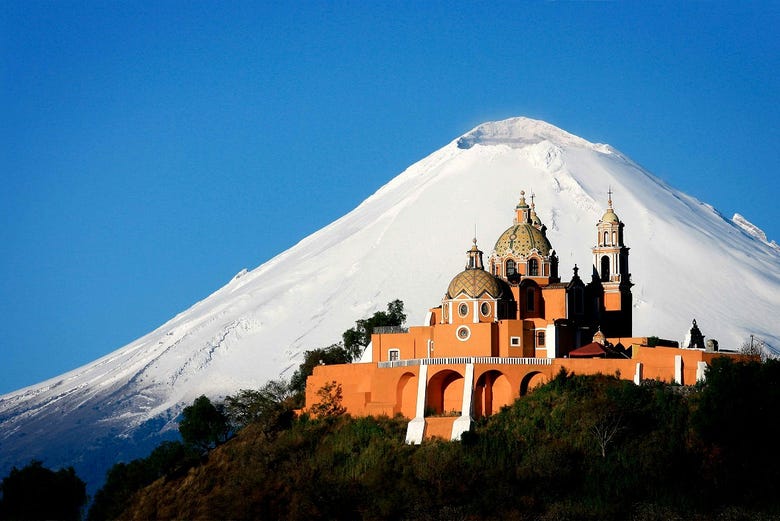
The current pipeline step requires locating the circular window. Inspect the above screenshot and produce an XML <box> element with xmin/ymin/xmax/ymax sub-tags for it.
<box><xmin>456</xmin><ymin>326</ymin><xmax>471</xmax><ymax>341</ymax></box>
<box><xmin>458</xmin><ymin>302</ymin><xmax>469</xmax><ymax>317</ymax></box>
<box><xmin>480</xmin><ymin>302</ymin><xmax>491</xmax><ymax>316</ymax></box>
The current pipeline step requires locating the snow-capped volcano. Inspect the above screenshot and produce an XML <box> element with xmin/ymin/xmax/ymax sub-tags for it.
<box><xmin>2</xmin><ymin>117</ymin><xmax>779</xmax><ymax>490</ymax></box>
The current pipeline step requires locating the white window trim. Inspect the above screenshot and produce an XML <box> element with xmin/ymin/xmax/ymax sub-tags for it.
<box><xmin>456</xmin><ymin>326</ymin><xmax>471</xmax><ymax>342</ymax></box>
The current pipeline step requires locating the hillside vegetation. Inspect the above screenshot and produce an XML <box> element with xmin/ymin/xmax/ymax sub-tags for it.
<box><xmin>107</xmin><ymin>357</ymin><xmax>780</xmax><ymax>521</ymax></box>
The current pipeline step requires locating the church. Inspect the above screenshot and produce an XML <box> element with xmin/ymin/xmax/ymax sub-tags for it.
<box><xmin>305</xmin><ymin>190</ymin><xmax>746</xmax><ymax>443</ymax></box>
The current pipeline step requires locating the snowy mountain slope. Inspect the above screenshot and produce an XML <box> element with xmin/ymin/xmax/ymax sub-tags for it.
<box><xmin>1</xmin><ymin>117</ymin><xmax>778</xmax><ymax>491</ymax></box>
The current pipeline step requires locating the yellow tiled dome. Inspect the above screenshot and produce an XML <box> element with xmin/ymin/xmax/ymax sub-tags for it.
<box><xmin>494</xmin><ymin>223</ymin><xmax>552</xmax><ymax>257</ymax></box>
<box><xmin>447</xmin><ymin>269</ymin><xmax>503</xmax><ymax>299</ymax></box>
<box><xmin>600</xmin><ymin>208</ymin><xmax>620</xmax><ymax>223</ymax></box>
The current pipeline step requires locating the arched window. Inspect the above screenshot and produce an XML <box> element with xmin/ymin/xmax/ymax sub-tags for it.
<box><xmin>506</xmin><ymin>259</ymin><xmax>516</xmax><ymax>276</ymax></box>
<box><xmin>600</xmin><ymin>256</ymin><xmax>610</xmax><ymax>282</ymax></box>
<box><xmin>603</xmin><ymin>231</ymin><xmax>609</xmax><ymax>246</ymax></box>
<box><xmin>526</xmin><ymin>288</ymin><xmax>535</xmax><ymax>312</ymax></box>
<box><xmin>612</xmin><ymin>231</ymin><xmax>617</xmax><ymax>245</ymax></box>
<box><xmin>528</xmin><ymin>258</ymin><xmax>539</xmax><ymax>276</ymax></box>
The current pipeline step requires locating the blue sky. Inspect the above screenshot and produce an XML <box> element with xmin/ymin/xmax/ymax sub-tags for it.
<box><xmin>1</xmin><ymin>2</ymin><xmax>778</xmax><ymax>394</ymax></box>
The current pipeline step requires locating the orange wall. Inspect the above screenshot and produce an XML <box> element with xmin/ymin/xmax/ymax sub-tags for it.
<box><xmin>604</xmin><ymin>291</ymin><xmax>622</xmax><ymax>311</ymax></box>
<box><xmin>543</xmin><ymin>287</ymin><xmax>567</xmax><ymax>320</ymax></box>
<box><xmin>431</xmin><ymin>323</ymin><xmax>496</xmax><ymax>358</ymax></box>
<box><xmin>496</xmin><ymin>320</ymin><xmax>529</xmax><ymax>357</ymax></box>
<box><xmin>307</xmin><ymin>345</ymin><xmax>750</xmax><ymax>420</ymax></box>
<box><xmin>633</xmin><ymin>346</ymin><xmax>712</xmax><ymax>385</ymax></box>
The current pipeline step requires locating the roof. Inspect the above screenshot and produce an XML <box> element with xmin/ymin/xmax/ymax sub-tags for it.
<box><xmin>447</xmin><ymin>268</ymin><xmax>504</xmax><ymax>299</ymax></box>
<box><xmin>600</xmin><ymin>207</ymin><xmax>621</xmax><ymax>224</ymax></box>
<box><xmin>493</xmin><ymin>223</ymin><xmax>553</xmax><ymax>258</ymax></box>
<box><xmin>569</xmin><ymin>342</ymin><xmax>608</xmax><ymax>358</ymax></box>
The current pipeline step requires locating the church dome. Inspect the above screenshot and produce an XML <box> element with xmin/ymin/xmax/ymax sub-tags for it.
<box><xmin>600</xmin><ymin>207</ymin><xmax>620</xmax><ymax>223</ymax></box>
<box><xmin>447</xmin><ymin>269</ymin><xmax>503</xmax><ymax>299</ymax></box>
<box><xmin>494</xmin><ymin>223</ymin><xmax>553</xmax><ymax>258</ymax></box>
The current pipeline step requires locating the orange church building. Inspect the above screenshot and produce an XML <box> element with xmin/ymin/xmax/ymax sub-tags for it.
<box><xmin>305</xmin><ymin>191</ymin><xmax>746</xmax><ymax>443</ymax></box>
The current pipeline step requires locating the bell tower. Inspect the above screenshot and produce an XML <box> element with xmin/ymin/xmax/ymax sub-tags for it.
<box><xmin>592</xmin><ymin>189</ymin><xmax>632</xmax><ymax>337</ymax></box>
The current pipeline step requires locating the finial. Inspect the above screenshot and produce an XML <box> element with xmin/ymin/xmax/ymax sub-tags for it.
<box><xmin>573</xmin><ymin>264</ymin><xmax>579</xmax><ymax>277</ymax></box>
<box><xmin>530</xmin><ymin>191</ymin><xmax>535</xmax><ymax>207</ymax></box>
<box><xmin>607</xmin><ymin>186</ymin><xmax>613</xmax><ymax>208</ymax></box>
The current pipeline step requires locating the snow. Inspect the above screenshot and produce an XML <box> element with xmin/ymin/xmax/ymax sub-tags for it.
<box><xmin>733</xmin><ymin>213</ymin><xmax>779</xmax><ymax>251</ymax></box>
<box><xmin>1</xmin><ymin>116</ymin><xmax>779</xmax><ymax>491</ymax></box>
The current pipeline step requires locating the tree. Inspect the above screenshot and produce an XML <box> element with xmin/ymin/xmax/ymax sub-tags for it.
<box><xmin>289</xmin><ymin>343</ymin><xmax>352</xmax><ymax>399</ymax></box>
<box><xmin>342</xmin><ymin>299</ymin><xmax>406</xmax><ymax>361</ymax></box>
<box><xmin>740</xmin><ymin>335</ymin><xmax>767</xmax><ymax>362</ymax></box>
<box><xmin>308</xmin><ymin>381</ymin><xmax>346</xmax><ymax>418</ymax></box>
<box><xmin>588</xmin><ymin>408</ymin><xmax>624</xmax><ymax>458</ymax></box>
<box><xmin>0</xmin><ymin>460</ymin><xmax>86</xmax><ymax>521</ymax></box>
<box><xmin>287</xmin><ymin>300</ymin><xmax>407</xmax><ymax>404</ymax></box>
<box><xmin>692</xmin><ymin>357</ymin><xmax>780</xmax><ymax>504</ymax></box>
<box><xmin>179</xmin><ymin>395</ymin><xmax>231</xmax><ymax>451</ymax></box>
<box><xmin>87</xmin><ymin>441</ymin><xmax>199</xmax><ymax>521</ymax></box>
<box><xmin>224</xmin><ymin>379</ymin><xmax>295</xmax><ymax>435</ymax></box>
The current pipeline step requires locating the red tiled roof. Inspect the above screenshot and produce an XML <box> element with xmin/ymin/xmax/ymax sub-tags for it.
<box><xmin>569</xmin><ymin>342</ymin><xmax>607</xmax><ymax>358</ymax></box>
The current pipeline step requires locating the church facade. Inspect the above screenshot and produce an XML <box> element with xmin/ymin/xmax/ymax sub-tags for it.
<box><xmin>305</xmin><ymin>191</ymin><xmax>745</xmax><ymax>443</ymax></box>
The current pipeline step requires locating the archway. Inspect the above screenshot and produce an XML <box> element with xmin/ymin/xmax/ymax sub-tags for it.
<box><xmin>395</xmin><ymin>372</ymin><xmax>417</xmax><ymax>418</ymax></box>
<box><xmin>520</xmin><ymin>371</ymin><xmax>548</xmax><ymax>396</ymax></box>
<box><xmin>426</xmin><ymin>369</ymin><xmax>464</xmax><ymax>416</ymax></box>
<box><xmin>600</xmin><ymin>255</ymin><xmax>610</xmax><ymax>282</ymax></box>
<box><xmin>474</xmin><ymin>370</ymin><xmax>513</xmax><ymax>418</ymax></box>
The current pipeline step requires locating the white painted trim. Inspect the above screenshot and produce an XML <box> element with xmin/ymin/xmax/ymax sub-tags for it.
<box><xmin>674</xmin><ymin>355</ymin><xmax>683</xmax><ymax>385</ymax></box>
<box><xmin>634</xmin><ymin>362</ymin><xmax>643</xmax><ymax>385</ymax></box>
<box><xmin>451</xmin><ymin>363</ymin><xmax>474</xmax><ymax>440</ymax></box>
<box><xmin>545</xmin><ymin>324</ymin><xmax>557</xmax><ymax>359</ymax></box>
<box><xmin>696</xmin><ymin>361</ymin><xmax>708</xmax><ymax>382</ymax></box>
<box><xmin>405</xmin><ymin>364</ymin><xmax>429</xmax><ymax>445</ymax></box>
<box><xmin>456</xmin><ymin>326</ymin><xmax>471</xmax><ymax>342</ymax></box>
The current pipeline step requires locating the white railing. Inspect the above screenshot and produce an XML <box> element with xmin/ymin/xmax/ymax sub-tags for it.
<box><xmin>377</xmin><ymin>357</ymin><xmax>553</xmax><ymax>368</ymax></box>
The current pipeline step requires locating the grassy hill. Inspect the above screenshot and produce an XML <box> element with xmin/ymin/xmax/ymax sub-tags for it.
<box><xmin>108</xmin><ymin>358</ymin><xmax>780</xmax><ymax>520</ymax></box>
